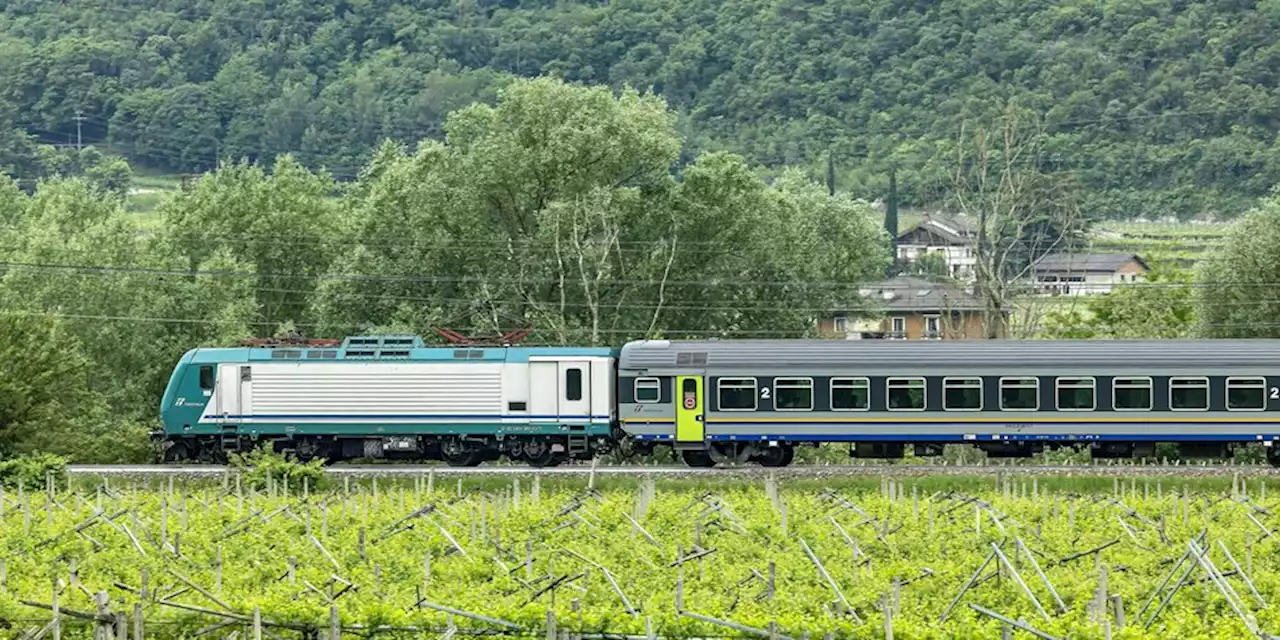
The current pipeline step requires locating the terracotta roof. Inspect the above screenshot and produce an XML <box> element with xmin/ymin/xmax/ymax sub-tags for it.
<box><xmin>857</xmin><ymin>276</ymin><xmax>986</xmax><ymax>312</ymax></box>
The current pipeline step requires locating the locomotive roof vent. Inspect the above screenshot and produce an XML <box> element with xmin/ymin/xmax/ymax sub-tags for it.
<box><xmin>306</xmin><ymin>350</ymin><xmax>338</xmax><ymax>359</ymax></box>
<box><xmin>270</xmin><ymin>350</ymin><xmax>302</xmax><ymax>359</ymax></box>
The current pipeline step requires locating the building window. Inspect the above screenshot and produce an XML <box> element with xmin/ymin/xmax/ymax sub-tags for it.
<box><xmin>1170</xmin><ymin>377</ymin><xmax>1209</xmax><ymax>411</ymax></box>
<box><xmin>887</xmin><ymin>377</ymin><xmax>926</xmax><ymax>411</ymax></box>
<box><xmin>1113</xmin><ymin>377</ymin><xmax>1152</xmax><ymax>411</ymax></box>
<box><xmin>924</xmin><ymin>316</ymin><xmax>941</xmax><ymax>339</ymax></box>
<box><xmin>890</xmin><ymin>317</ymin><xmax>906</xmax><ymax>339</ymax></box>
<box><xmin>774</xmin><ymin>378</ymin><xmax>813</xmax><ymax>411</ymax></box>
<box><xmin>566</xmin><ymin>368</ymin><xmax>583</xmax><ymax>401</ymax></box>
<box><xmin>1056</xmin><ymin>377</ymin><xmax>1095</xmax><ymax>411</ymax></box>
<box><xmin>199</xmin><ymin>365</ymin><xmax>215</xmax><ymax>390</ymax></box>
<box><xmin>1000</xmin><ymin>377</ymin><xmax>1038</xmax><ymax>411</ymax></box>
<box><xmin>944</xmin><ymin>377</ymin><xmax>982</xmax><ymax>411</ymax></box>
<box><xmin>1227</xmin><ymin>377</ymin><xmax>1266</xmax><ymax>411</ymax></box>
<box><xmin>718</xmin><ymin>378</ymin><xmax>757</xmax><ymax>411</ymax></box>
<box><xmin>833</xmin><ymin>314</ymin><xmax>849</xmax><ymax>333</ymax></box>
<box><xmin>831</xmin><ymin>378</ymin><xmax>870</xmax><ymax>410</ymax></box>
<box><xmin>635</xmin><ymin>378</ymin><xmax>660</xmax><ymax>403</ymax></box>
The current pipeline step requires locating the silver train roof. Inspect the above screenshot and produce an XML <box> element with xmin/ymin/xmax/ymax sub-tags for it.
<box><xmin>618</xmin><ymin>339</ymin><xmax>1280</xmax><ymax>369</ymax></box>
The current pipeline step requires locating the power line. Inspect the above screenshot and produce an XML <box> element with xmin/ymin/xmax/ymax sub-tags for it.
<box><xmin>0</xmin><ymin>258</ymin><xmax>1250</xmax><ymax>290</ymax></box>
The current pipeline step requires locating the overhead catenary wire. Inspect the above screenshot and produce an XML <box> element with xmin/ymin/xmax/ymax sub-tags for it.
<box><xmin>0</xmin><ymin>267</ymin><xmax>1271</xmax><ymax>317</ymax></box>
<box><xmin>0</xmin><ymin>257</ymin><xmax>1255</xmax><ymax>290</ymax></box>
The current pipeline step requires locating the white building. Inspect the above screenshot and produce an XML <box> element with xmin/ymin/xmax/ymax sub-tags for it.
<box><xmin>895</xmin><ymin>215</ymin><xmax>978</xmax><ymax>281</ymax></box>
<box><xmin>1032</xmin><ymin>253</ymin><xmax>1149</xmax><ymax>296</ymax></box>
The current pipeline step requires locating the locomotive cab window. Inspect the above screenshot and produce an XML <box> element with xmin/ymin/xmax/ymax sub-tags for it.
<box><xmin>1056</xmin><ymin>377</ymin><xmax>1095</xmax><ymax>411</ymax></box>
<box><xmin>887</xmin><ymin>377</ymin><xmax>926</xmax><ymax>411</ymax></box>
<box><xmin>1113</xmin><ymin>377</ymin><xmax>1152</xmax><ymax>411</ymax></box>
<box><xmin>831</xmin><ymin>377</ymin><xmax>870</xmax><ymax>410</ymax></box>
<box><xmin>1000</xmin><ymin>377</ymin><xmax>1038</xmax><ymax>411</ymax></box>
<box><xmin>1227</xmin><ymin>377</ymin><xmax>1266</xmax><ymax>411</ymax></box>
<box><xmin>1170</xmin><ymin>377</ymin><xmax>1209</xmax><ymax>410</ymax></box>
<box><xmin>198</xmin><ymin>365</ymin><xmax>215</xmax><ymax>390</ymax></box>
<box><xmin>718</xmin><ymin>378</ymin><xmax>757</xmax><ymax>411</ymax></box>
<box><xmin>774</xmin><ymin>378</ymin><xmax>813</xmax><ymax>411</ymax></box>
<box><xmin>565</xmin><ymin>368</ymin><xmax>583</xmax><ymax>401</ymax></box>
<box><xmin>635</xmin><ymin>378</ymin><xmax>660</xmax><ymax>403</ymax></box>
<box><xmin>944</xmin><ymin>378</ymin><xmax>982</xmax><ymax>411</ymax></box>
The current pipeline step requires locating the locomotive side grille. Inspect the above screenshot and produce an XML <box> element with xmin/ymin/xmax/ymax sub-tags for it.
<box><xmin>248</xmin><ymin>362</ymin><xmax>504</xmax><ymax>415</ymax></box>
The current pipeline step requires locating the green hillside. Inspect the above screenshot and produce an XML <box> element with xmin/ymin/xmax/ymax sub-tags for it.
<box><xmin>4</xmin><ymin>0</ymin><xmax>1280</xmax><ymax>218</ymax></box>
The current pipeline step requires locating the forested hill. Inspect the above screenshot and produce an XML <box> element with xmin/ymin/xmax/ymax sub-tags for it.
<box><xmin>4</xmin><ymin>0</ymin><xmax>1280</xmax><ymax>219</ymax></box>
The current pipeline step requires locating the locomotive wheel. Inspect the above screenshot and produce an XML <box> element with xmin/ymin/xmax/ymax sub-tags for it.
<box><xmin>445</xmin><ymin>450</ymin><xmax>484</xmax><ymax>467</ymax></box>
<box><xmin>754</xmin><ymin>444</ymin><xmax>795</xmax><ymax>468</ymax></box>
<box><xmin>680</xmin><ymin>449</ymin><xmax>717</xmax><ymax>468</ymax></box>
<box><xmin>442</xmin><ymin>439</ymin><xmax>485</xmax><ymax>467</ymax></box>
<box><xmin>523</xmin><ymin>440</ymin><xmax>563</xmax><ymax>468</ymax></box>
<box><xmin>162</xmin><ymin>440</ymin><xmax>192</xmax><ymax>462</ymax></box>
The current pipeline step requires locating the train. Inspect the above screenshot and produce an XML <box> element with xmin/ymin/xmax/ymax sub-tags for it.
<box><xmin>157</xmin><ymin>335</ymin><xmax>1280</xmax><ymax>467</ymax></box>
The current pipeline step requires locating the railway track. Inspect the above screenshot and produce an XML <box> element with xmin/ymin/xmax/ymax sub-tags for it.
<box><xmin>67</xmin><ymin>463</ymin><xmax>1280</xmax><ymax>477</ymax></box>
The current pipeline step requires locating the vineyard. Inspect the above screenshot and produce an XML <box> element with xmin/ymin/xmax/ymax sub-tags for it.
<box><xmin>1</xmin><ymin>473</ymin><xmax>1277</xmax><ymax>639</ymax></box>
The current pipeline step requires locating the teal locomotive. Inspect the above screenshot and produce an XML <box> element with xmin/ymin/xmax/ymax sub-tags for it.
<box><xmin>159</xmin><ymin>336</ymin><xmax>1280</xmax><ymax>467</ymax></box>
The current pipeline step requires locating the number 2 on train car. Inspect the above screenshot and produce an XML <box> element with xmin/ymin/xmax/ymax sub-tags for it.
<box><xmin>675</xmin><ymin>376</ymin><xmax>704</xmax><ymax>443</ymax></box>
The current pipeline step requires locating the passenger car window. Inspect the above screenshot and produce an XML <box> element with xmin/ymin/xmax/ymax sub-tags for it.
<box><xmin>944</xmin><ymin>378</ymin><xmax>982</xmax><ymax>411</ymax></box>
<box><xmin>774</xmin><ymin>378</ymin><xmax>813</xmax><ymax>411</ymax></box>
<box><xmin>1227</xmin><ymin>377</ymin><xmax>1265</xmax><ymax>410</ymax></box>
<box><xmin>831</xmin><ymin>378</ymin><xmax>870</xmax><ymax>410</ymax></box>
<box><xmin>718</xmin><ymin>378</ymin><xmax>757</xmax><ymax>410</ymax></box>
<box><xmin>1056</xmin><ymin>377</ymin><xmax>1095</xmax><ymax>411</ymax></box>
<box><xmin>635</xmin><ymin>378</ymin><xmax>660</xmax><ymax>403</ymax></box>
<box><xmin>1000</xmin><ymin>377</ymin><xmax>1038</xmax><ymax>410</ymax></box>
<box><xmin>1170</xmin><ymin>377</ymin><xmax>1209</xmax><ymax>410</ymax></box>
<box><xmin>887</xmin><ymin>378</ymin><xmax>925</xmax><ymax>411</ymax></box>
<box><xmin>1113</xmin><ymin>377</ymin><xmax>1152</xmax><ymax>411</ymax></box>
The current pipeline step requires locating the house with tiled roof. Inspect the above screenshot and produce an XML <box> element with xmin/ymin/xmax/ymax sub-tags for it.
<box><xmin>1032</xmin><ymin>253</ymin><xmax>1148</xmax><ymax>296</ymax></box>
<box><xmin>820</xmin><ymin>276</ymin><xmax>1003</xmax><ymax>340</ymax></box>
<box><xmin>895</xmin><ymin>215</ymin><xmax>979</xmax><ymax>281</ymax></box>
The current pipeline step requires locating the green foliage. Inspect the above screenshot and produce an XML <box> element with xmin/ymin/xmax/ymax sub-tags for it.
<box><xmin>1195</xmin><ymin>194</ymin><xmax>1280</xmax><ymax>338</ymax></box>
<box><xmin>0</xmin><ymin>452</ymin><xmax>67</xmax><ymax>490</ymax></box>
<box><xmin>314</xmin><ymin>78</ymin><xmax>890</xmax><ymax>342</ymax></box>
<box><xmin>1</xmin><ymin>480</ymin><xmax>1274</xmax><ymax>636</ymax></box>
<box><xmin>228</xmin><ymin>445</ymin><xmax>331</xmax><ymax>491</ymax></box>
<box><xmin>3</xmin><ymin>0</ymin><xmax>1280</xmax><ymax>218</ymax></box>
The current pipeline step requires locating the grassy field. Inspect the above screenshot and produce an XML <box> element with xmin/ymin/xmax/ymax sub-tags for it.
<box><xmin>2</xmin><ymin>473</ymin><xmax>1275</xmax><ymax>638</ymax></box>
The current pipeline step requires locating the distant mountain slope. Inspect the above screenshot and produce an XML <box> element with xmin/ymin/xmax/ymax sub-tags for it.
<box><xmin>3</xmin><ymin>0</ymin><xmax>1279</xmax><ymax>218</ymax></box>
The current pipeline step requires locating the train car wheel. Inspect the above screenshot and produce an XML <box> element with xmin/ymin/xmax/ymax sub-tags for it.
<box><xmin>755</xmin><ymin>444</ymin><xmax>794</xmax><ymax>467</ymax></box>
<box><xmin>1268</xmin><ymin>446</ymin><xmax>1280</xmax><ymax>468</ymax></box>
<box><xmin>680</xmin><ymin>449</ymin><xmax>717</xmax><ymax>468</ymax></box>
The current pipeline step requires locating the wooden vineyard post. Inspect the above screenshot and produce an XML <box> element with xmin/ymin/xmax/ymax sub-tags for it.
<box><xmin>882</xmin><ymin>593</ymin><xmax>893</xmax><ymax>640</ymax></box>
<box><xmin>94</xmin><ymin>591</ymin><xmax>109</xmax><ymax>640</ymax></box>
<box><xmin>52</xmin><ymin>577</ymin><xmax>60</xmax><ymax>640</ymax></box>
<box><xmin>132</xmin><ymin>604</ymin><xmax>143</xmax><ymax>640</ymax></box>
